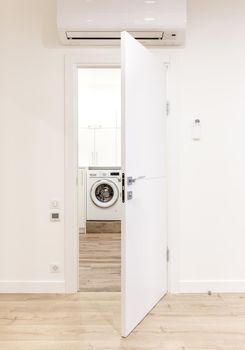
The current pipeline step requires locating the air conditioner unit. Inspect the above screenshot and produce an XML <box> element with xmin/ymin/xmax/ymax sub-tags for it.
<box><xmin>57</xmin><ymin>0</ymin><xmax>186</xmax><ymax>46</ymax></box>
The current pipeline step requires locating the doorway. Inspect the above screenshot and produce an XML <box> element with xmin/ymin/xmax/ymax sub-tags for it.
<box><xmin>77</xmin><ymin>68</ymin><xmax>122</xmax><ymax>292</ymax></box>
<box><xmin>65</xmin><ymin>32</ymin><xmax>169</xmax><ymax>337</ymax></box>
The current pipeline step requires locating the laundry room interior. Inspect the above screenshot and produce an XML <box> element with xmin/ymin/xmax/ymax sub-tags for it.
<box><xmin>78</xmin><ymin>67</ymin><xmax>122</xmax><ymax>292</ymax></box>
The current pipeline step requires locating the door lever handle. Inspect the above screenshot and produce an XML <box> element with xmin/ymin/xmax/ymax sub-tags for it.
<box><xmin>127</xmin><ymin>176</ymin><xmax>146</xmax><ymax>186</ymax></box>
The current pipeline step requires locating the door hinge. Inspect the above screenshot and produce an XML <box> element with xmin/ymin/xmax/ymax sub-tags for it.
<box><xmin>166</xmin><ymin>247</ymin><xmax>170</xmax><ymax>262</ymax></box>
<box><xmin>166</xmin><ymin>101</ymin><xmax>170</xmax><ymax>116</ymax></box>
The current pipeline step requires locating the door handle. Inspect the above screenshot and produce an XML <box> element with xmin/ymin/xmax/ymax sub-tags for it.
<box><xmin>127</xmin><ymin>176</ymin><xmax>146</xmax><ymax>186</ymax></box>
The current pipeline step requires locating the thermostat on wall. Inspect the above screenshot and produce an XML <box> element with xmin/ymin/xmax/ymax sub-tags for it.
<box><xmin>50</xmin><ymin>212</ymin><xmax>60</xmax><ymax>221</ymax></box>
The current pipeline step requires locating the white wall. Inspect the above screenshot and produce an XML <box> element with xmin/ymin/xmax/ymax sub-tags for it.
<box><xmin>173</xmin><ymin>0</ymin><xmax>245</xmax><ymax>292</ymax></box>
<box><xmin>1</xmin><ymin>0</ymin><xmax>245</xmax><ymax>293</ymax></box>
<box><xmin>0</xmin><ymin>0</ymin><xmax>66</xmax><ymax>292</ymax></box>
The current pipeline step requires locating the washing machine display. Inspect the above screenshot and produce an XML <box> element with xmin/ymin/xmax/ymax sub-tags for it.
<box><xmin>87</xmin><ymin>169</ymin><xmax>122</xmax><ymax>220</ymax></box>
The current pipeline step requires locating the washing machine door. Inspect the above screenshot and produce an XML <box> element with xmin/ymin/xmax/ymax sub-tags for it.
<box><xmin>90</xmin><ymin>179</ymin><xmax>119</xmax><ymax>208</ymax></box>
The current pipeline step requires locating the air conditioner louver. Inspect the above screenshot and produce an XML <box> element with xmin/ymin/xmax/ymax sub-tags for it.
<box><xmin>66</xmin><ymin>31</ymin><xmax>164</xmax><ymax>41</ymax></box>
<box><xmin>61</xmin><ymin>30</ymin><xmax>182</xmax><ymax>46</ymax></box>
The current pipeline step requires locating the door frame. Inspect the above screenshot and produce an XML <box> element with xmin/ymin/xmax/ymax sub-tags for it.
<box><xmin>64</xmin><ymin>49</ymin><xmax>171</xmax><ymax>293</ymax></box>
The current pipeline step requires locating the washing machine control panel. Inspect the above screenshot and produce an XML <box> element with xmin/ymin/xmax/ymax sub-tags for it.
<box><xmin>88</xmin><ymin>171</ymin><xmax>121</xmax><ymax>178</ymax></box>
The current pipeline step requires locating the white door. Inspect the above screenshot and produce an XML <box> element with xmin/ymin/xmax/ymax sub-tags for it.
<box><xmin>121</xmin><ymin>32</ymin><xmax>168</xmax><ymax>337</ymax></box>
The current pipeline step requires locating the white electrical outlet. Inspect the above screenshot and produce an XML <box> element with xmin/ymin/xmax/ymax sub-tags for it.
<box><xmin>50</xmin><ymin>264</ymin><xmax>60</xmax><ymax>273</ymax></box>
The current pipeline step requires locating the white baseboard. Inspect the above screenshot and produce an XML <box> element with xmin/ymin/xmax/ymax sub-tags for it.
<box><xmin>0</xmin><ymin>280</ymin><xmax>66</xmax><ymax>293</ymax></box>
<box><xmin>179</xmin><ymin>280</ymin><xmax>245</xmax><ymax>293</ymax></box>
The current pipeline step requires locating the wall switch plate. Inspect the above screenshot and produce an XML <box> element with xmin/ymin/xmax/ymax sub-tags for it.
<box><xmin>192</xmin><ymin>118</ymin><xmax>201</xmax><ymax>141</ymax></box>
<box><xmin>50</xmin><ymin>212</ymin><xmax>60</xmax><ymax>221</ymax></box>
<box><xmin>50</xmin><ymin>264</ymin><xmax>60</xmax><ymax>273</ymax></box>
<box><xmin>50</xmin><ymin>200</ymin><xmax>59</xmax><ymax>209</ymax></box>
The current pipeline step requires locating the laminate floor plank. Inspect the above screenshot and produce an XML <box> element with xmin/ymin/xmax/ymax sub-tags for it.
<box><xmin>79</xmin><ymin>232</ymin><xmax>121</xmax><ymax>292</ymax></box>
<box><xmin>1</xmin><ymin>293</ymin><xmax>245</xmax><ymax>349</ymax></box>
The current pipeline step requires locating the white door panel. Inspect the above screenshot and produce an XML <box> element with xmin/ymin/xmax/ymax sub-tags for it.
<box><xmin>78</xmin><ymin>128</ymin><xmax>94</xmax><ymax>167</ymax></box>
<box><xmin>123</xmin><ymin>178</ymin><xmax>167</xmax><ymax>334</ymax></box>
<box><xmin>95</xmin><ymin>128</ymin><xmax>117</xmax><ymax>166</ymax></box>
<box><xmin>122</xmin><ymin>36</ymin><xmax>166</xmax><ymax>179</ymax></box>
<box><xmin>116</xmin><ymin>128</ymin><xmax>121</xmax><ymax>166</ymax></box>
<box><xmin>121</xmin><ymin>32</ymin><xmax>167</xmax><ymax>337</ymax></box>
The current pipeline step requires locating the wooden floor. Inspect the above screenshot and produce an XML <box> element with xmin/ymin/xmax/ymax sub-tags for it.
<box><xmin>79</xmin><ymin>232</ymin><xmax>121</xmax><ymax>292</ymax></box>
<box><xmin>1</xmin><ymin>292</ymin><xmax>245</xmax><ymax>349</ymax></box>
<box><xmin>86</xmin><ymin>221</ymin><xmax>121</xmax><ymax>234</ymax></box>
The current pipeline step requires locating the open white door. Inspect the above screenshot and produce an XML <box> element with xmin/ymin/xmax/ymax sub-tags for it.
<box><xmin>121</xmin><ymin>32</ymin><xmax>168</xmax><ymax>337</ymax></box>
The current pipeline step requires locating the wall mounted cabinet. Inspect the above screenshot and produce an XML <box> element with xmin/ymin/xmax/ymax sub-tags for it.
<box><xmin>78</xmin><ymin>126</ymin><xmax>121</xmax><ymax>167</ymax></box>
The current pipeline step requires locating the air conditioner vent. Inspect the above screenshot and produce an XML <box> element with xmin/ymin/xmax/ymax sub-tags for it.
<box><xmin>65</xmin><ymin>31</ymin><xmax>164</xmax><ymax>41</ymax></box>
<box><xmin>62</xmin><ymin>31</ymin><xmax>182</xmax><ymax>46</ymax></box>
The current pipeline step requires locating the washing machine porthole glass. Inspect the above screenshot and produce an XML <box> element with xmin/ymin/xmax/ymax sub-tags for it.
<box><xmin>95</xmin><ymin>183</ymin><xmax>114</xmax><ymax>203</ymax></box>
<box><xmin>90</xmin><ymin>179</ymin><xmax>119</xmax><ymax>208</ymax></box>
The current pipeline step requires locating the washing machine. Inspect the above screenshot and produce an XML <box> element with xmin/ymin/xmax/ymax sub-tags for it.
<box><xmin>87</xmin><ymin>168</ymin><xmax>122</xmax><ymax>221</ymax></box>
